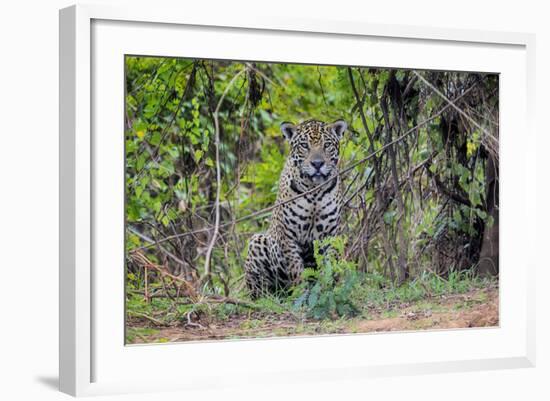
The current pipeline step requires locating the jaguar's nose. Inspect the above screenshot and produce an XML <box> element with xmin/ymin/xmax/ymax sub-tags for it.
<box><xmin>310</xmin><ymin>159</ymin><xmax>325</xmax><ymax>170</ymax></box>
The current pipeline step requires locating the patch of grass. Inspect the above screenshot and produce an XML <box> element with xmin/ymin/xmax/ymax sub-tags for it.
<box><xmin>236</xmin><ymin>267</ymin><xmax>496</xmax><ymax>327</ymax></box>
<box><xmin>272</xmin><ymin>327</ymin><xmax>295</xmax><ymax>336</ymax></box>
<box><xmin>126</xmin><ymin>263</ymin><xmax>497</xmax><ymax>343</ymax></box>
<box><xmin>239</xmin><ymin>319</ymin><xmax>263</xmax><ymax>330</ymax></box>
<box><xmin>453</xmin><ymin>302</ymin><xmax>469</xmax><ymax>311</ymax></box>
<box><xmin>411</xmin><ymin>300</ymin><xmax>446</xmax><ymax>313</ymax></box>
<box><xmin>126</xmin><ymin>292</ymin><xmax>184</xmax><ymax>325</ymax></box>
<box><xmin>453</xmin><ymin>295</ymin><xmax>486</xmax><ymax>311</ymax></box>
<box><xmin>317</xmin><ymin>318</ymin><xmax>347</xmax><ymax>332</ymax></box>
<box><xmin>380</xmin><ymin>309</ymin><xmax>400</xmax><ymax>319</ymax></box>
<box><xmin>251</xmin><ymin>296</ymin><xmax>289</xmax><ymax>314</ymax></box>
<box><xmin>346</xmin><ymin>320</ymin><xmax>361</xmax><ymax>333</ymax></box>
<box><xmin>474</xmin><ymin>291</ymin><xmax>489</xmax><ymax>302</ymax></box>
<box><xmin>350</xmin><ymin>268</ymin><xmax>497</xmax><ymax>316</ymax></box>
<box><xmin>211</xmin><ymin>303</ymin><xmax>241</xmax><ymax>321</ymax></box>
<box><xmin>126</xmin><ymin>327</ymin><xmax>160</xmax><ymax>343</ymax></box>
<box><xmin>410</xmin><ymin>319</ymin><xmax>435</xmax><ymax>330</ymax></box>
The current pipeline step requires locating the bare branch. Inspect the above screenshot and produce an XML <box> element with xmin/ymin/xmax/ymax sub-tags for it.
<box><xmin>413</xmin><ymin>71</ymin><xmax>498</xmax><ymax>144</ymax></box>
<box><xmin>203</xmin><ymin>68</ymin><xmax>247</xmax><ymax>283</ymax></box>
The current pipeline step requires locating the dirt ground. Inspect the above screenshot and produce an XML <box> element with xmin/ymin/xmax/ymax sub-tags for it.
<box><xmin>127</xmin><ymin>288</ymin><xmax>498</xmax><ymax>344</ymax></box>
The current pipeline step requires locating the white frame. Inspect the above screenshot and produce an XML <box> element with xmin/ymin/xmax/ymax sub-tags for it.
<box><xmin>59</xmin><ymin>4</ymin><xmax>536</xmax><ymax>397</ymax></box>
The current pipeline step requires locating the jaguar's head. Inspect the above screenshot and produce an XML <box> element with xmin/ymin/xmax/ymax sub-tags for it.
<box><xmin>281</xmin><ymin>119</ymin><xmax>347</xmax><ymax>185</ymax></box>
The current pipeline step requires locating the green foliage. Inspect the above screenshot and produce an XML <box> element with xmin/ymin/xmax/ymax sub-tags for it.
<box><xmin>125</xmin><ymin>327</ymin><xmax>160</xmax><ymax>343</ymax></box>
<box><xmin>125</xmin><ymin>57</ymin><xmax>497</xmax><ymax>283</ymax></box>
<box><xmin>241</xmin><ymin>142</ymin><xmax>285</xmax><ymax>208</ymax></box>
<box><xmin>124</xmin><ymin>56</ymin><xmax>499</xmax><ymax>342</ymax></box>
<box><xmin>351</xmin><ymin>267</ymin><xmax>493</xmax><ymax>309</ymax></box>
<box><xmin>292</xmin><ymin>236</ymin><xmax>360</xmax><ymax>320</ymax></box>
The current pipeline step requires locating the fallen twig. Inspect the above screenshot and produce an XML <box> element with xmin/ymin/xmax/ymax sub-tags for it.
<box><xmin>129</xmin><ymin>250</ymin><xmax>198</xmax><ymax>300</ymax></box>
<box><xmin>127</xmin><ymin>311</ymin><xmax>166</xmax><ymax>326</ymax></box>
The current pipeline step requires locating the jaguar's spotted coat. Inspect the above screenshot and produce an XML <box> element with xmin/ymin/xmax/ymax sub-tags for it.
<box><xmin>244</xmin><ymin>119</ymin><xmax>347</xmax><ymax>298</ymax></box>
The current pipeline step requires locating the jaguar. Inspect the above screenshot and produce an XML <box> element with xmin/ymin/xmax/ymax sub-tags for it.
<box><xmin>244</xmin><ymin>119</ymin><xmax>347</xmax><ymax>298</ymax></box>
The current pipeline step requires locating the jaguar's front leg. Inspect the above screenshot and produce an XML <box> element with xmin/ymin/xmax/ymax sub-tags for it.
<box><xmin>282</xmin><ymin>241</ymin><xmax>305</xmax><ymax>285</ymax></box>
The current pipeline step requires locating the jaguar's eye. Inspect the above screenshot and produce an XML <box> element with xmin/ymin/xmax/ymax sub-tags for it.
<box><xmin>300</xmin><ymin>143</ymin><xmax>309</xmax><ymax>151</ymax></box>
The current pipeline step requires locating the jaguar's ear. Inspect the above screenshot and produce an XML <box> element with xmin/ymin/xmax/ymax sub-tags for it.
<box><xmin>280</xmin><ymin>122</ymin><xmax>296</xmax><ymax>141</ymax></box>
<box><xmin>329</xmin><ymin>119</ymin><xmax>347</xmax><ymax>140</ymax></box>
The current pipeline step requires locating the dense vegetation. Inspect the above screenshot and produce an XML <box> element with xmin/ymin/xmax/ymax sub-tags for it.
<box><xmin>125</xmin><ymin>57</ymin><xmax>499</xmax><ymax>341</ymax></box>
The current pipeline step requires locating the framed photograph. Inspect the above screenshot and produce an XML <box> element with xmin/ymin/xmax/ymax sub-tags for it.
<box><xmin>59</xmin><ymin>4</ymin><xmax>536</xmax><ymax>396</ymax></box>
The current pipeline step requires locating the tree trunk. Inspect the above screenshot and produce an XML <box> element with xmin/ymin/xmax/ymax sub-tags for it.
<box><xmin>477</xmin><ymin>154</ymin><xmax>499</xmax><ymax>276</ymax></box>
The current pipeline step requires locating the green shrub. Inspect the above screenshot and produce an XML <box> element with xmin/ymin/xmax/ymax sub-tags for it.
<box><xmin>292</xmin><ymin>236</ymin><xmax>359</xmax><ymax>320</ymax></box>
